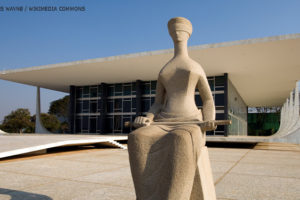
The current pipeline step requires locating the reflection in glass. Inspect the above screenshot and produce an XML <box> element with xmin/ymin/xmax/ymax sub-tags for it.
<box><xmin>91</xmin><ymin>87</ymin><xmax>97</xmax><ymax>97</ymax></box>
<box><xmin>83</xmin><ymin>86</ymin><xmax>89</xmax><ymax>98</ymax></box>
<box><xmin>123</xmin><ymin>85</ymin><xmax>131</xmax><ymax>95</ymax></box>
<box><xmin>114</xmin><ymin>115</ymin><xmax>122</xmax><ymax>131</ymax></box>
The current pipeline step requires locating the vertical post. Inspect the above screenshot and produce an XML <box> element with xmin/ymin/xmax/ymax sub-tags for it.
<box><xmin>35</xmin><ymin>86</ymin><xmax>51</xmax><ymax>134</ymax></box>
<box><xmin>69</xmin><ymin>86</ymin><xmax>76</xmax><ymax>133</ymax></box>
<box><xmin>136</xmin><ymin>80</ymin><xmax>143</xmax><ymax>117</ymax></box>
<box><xmin>223</xmin><ymin>73</ymin><xmax>228</xmax><ymax>136</ymax></box>
<box><xmin>99</xmin><ymin>83</ymin><xmax>108</xmax><ymax>134</ymax></box>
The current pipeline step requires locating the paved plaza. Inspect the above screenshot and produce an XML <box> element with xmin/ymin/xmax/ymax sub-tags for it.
<box><xmin>0</xmin><ymin>144</ymin><xmax>299</xmax><ymax>200</ymax></box>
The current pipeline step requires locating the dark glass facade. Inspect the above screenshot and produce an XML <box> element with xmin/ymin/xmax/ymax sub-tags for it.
<box><xmin>69</xmin><ymin>75</ymin><xmax>228</xmax><ymax>135</ymax></box>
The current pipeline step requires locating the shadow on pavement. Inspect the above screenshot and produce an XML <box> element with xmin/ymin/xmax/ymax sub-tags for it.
<box><xmin>206</xmin><ymin>142</ymin><xmax>257</xmax><ymax>149</ymax></box>
<box><xmin>0</xmin><ymin>188</ymin><xmax>52</xmax><ymax>200</ymax></box>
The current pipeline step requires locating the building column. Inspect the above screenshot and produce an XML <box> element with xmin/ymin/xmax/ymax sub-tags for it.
<box><xmin>223</xmin><ymin>73</ymin><xmax>229</xmax><ymax>136</ymax></box>
<box><xmin>35</xmin><ymin>86</ymin><xmax>51</xmax><ymax>134</ymax></box>
<box><xmin>99</xmin><ymin>83</ymin><xmax>108</xmax><ymax>134</ymax></box>
<box><xmin>69</xmin><ymin>86</ymin><xmax>76</xmax><ymax>133</ymax></box>
<box><xmin>136</xmin><ymin>80</ymin><xmax>143</xmax><ymax>116</ymax></box>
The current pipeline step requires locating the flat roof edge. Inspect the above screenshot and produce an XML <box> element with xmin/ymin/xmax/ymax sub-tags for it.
<box><xmin>1</xmin><ymin>33</ymin><xmax>300</xmax><ymax>75</ymax></box>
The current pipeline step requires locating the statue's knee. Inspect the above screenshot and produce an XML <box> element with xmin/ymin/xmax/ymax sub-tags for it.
<box><xmin>170</xmin><ymin>129</ymin><xmax>193</xmax><ymax>145</ymax></box>
<box><xmin>128</xmin><ymin>127</ymin><xmax>153</xmax><ymax>148</ymax></box>
<box><xmin>128</xmin><ymin>130</ymin><xmax>143</xmax><ymax>144</ymax></box>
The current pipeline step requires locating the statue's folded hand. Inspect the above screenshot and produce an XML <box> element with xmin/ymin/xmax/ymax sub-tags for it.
<box><xmin>201</xmin><ymin>120</ymin><xmax>217</xmax><ymax>132</ymax></box>
<box><xmin>133</xmin><ymin>116</ymin><xmax>152</xmax><ymax>128</ymax></box>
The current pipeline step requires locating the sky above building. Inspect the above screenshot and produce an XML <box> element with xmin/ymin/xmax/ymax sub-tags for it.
<box><xmin>0</xmin><ymin>0</ymin><xmax>300</xmax><ymax>122</ymax></box>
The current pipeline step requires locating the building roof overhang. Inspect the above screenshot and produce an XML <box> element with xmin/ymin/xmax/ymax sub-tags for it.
<box><xmin>1</xmin><ymin>34</ymin><xmax>300</xmax><ymax>107</ymax></box>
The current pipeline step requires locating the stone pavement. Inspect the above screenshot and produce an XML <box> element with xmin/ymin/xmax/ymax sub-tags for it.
<box><xmin>0</xmin><ymin>146</ymin><xmax>299</xmax><ymax>200</ymax></box>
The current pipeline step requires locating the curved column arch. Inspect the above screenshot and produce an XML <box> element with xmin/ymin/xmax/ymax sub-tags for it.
<box><xmin>288</xmin><ymin>84</ymin><xmax>300</xmax><ymax>133</ymax></box>
<box><xmin>271</xmin><ymin>82</ymin><xmax>300</xmax><ymax>144</ymax></box>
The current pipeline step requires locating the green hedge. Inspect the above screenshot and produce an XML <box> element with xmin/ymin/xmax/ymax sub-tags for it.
<box><xmin>248</xmin><ymin>113</ymin><xmax>280</xmax><ymax>136</ymax></box>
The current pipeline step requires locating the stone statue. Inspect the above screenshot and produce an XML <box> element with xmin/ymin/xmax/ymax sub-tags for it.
<box><xmin>128</xmin><ymin>17</ymin><xmax>217</xmax><ymax>200</ymax></box>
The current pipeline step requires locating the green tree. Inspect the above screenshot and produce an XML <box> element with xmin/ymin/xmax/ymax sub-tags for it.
<box><xmin>49</xmin><ymin>95</ymin><xmax>69</xmax><ymax>118</ymax></box>
<box><xmin>31</xmin><ymin>113</ymin><xmax>60</xmax><ymax>132</ymax></box>
<box><xmin>48</xmin><ymin>95</ymin><xmax>69</xmax><ymax>133</ymax></box>
<box><xmin>59</xmin><ymin>121</ymin><xmax>69</xmax><ymax>133</ymax></box>
<box><xmin>1</xmin><ymin>108</ymin><xmax>33</xmax><ymax>133</ymax></box>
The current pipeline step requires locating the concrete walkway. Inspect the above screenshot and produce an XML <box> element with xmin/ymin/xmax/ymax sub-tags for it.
<box><xmin>0</xmin><ymin>146</ymin><xmax>299</xmax><ymax>200</ymax></box>
<box><xmin>0</xmin><ymin>134</ymin><xmax>127</xmax><ymax>159</ymax></box>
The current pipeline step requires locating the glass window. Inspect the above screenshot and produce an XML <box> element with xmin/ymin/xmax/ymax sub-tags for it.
<box><xmin>107</xmin><ymin>100</ymin><xmax>113</xmax><ymax>113</ymax></box>
<box><xmin>216</xmin><ymin>113</ymin><xmax>225</xmax><ymax>120</ymax></box>
<box><xmin>91</xmin><ymin>87</ymin><xmax>97</xmax><ymax>97</ymax></box>
<box><xmin>215</xmin><ymin>76</ymin><xmax>225</xmax><ymax>87</ymax></box>
<box><xmin>151</xmin><ymin>81</ymin><xmax>157</xmax><ymax>94</ymax></box>
<box><xmin>76</xmin><ymin>87</ymin><xmax>82</xmax><ymax>98</ymax></box>
<box><xmin>215</xmin><ymin>125</ymin><xmax>224</xmax><ymax>132</ymax></box>
<box><xmin>114</xmin><ymin>115</ymin><xmax>122</xmax><ymax>131</ymax></box>
<box><xmin>151</xmin><ymin>97</ymin><xmax>155</xmax><ymax>105</ymax></box>
<box><xmin>108</xmin><ymin>86</ymin><xmax>114</xmax><ymax>97</ymax></box>
<box><xmin>89</xmin><ymin>118</ymin><xmax>97</xmax><ymax>133</ymax></box>
<box><xmin>132</xmin><ymin>98</ymin><xmax>136</xmax><ymax>112</ymax></box>
<box><xmin>142</xmin><ymin>98</ymin><xmax>150</xmax><ymax>112</ymax></box>
<box><xmin>206</xmin><ymin>131</ymin><xmax>214</xmax><ymax>136</ymax></box>
<box><xmin>115</xmin><ymin>84</ymin><xmax>122</xmax><ymax>96</ymax></box>
<box><xmin>114</xmin><ymin>99</ymin><xmax>122</xmax><ymax>112</ymax></box>
<box><xmin>83</xmin><ymin>86</ymin><xmax>90</xmax><ymax>98</ymax></box>
<box><xmin>97</xmin><ymin>100</ymin><xmax>102</xmax><ymax>112</ymax></box>
<box><xmin>142</xmin><ymin>82</ymin><xmax>150</xmax><ymax>95</ymax></box>
<box><xmin>90</xmin><ymin>101</ymin><xmax>97</xmax><ymax>113</ymax></box>
<box><xmin>123</xmin><ymin>85</ymin><xmax>131</xmax><ymax>96</ymax></box>
<box><xmin>215</xmin><ymin>86</ymin><xmax>224</xmax><ymax>91</ymax></box>
<box><xmin>75</xmin><ymin>118</ymin><xmax>81</xmax><ymax>133</ymax></box>
<box><xmin>132</xmin><ymin>82</ymin><xmax>136</xmax><ymax>95</ymax></box>
<box><xmin>107</xmin><ymin>117</ymin><xmax>113</xmax><ymax>133</ymax></box>
<box><xmin>97</xmin><ymin>116</ymin><xmax>101</xmax><ymax>132</ymax></box>
<box><xmin>82</xmin><ymin>116</ymin><xmax>89</xmax><ymax>130</ymax></box>
<box><xmin>98</xmin><ymin>85</ymin><xmax>102</xmax><ymax>97</ymax></box>
<box><xmin>83</xmin><ymin>100</ymin><xmax>89</xmax><ymax>113</ymax></box>
<box><xmin>123</xmin><ymin>99</ymin><xmax>131</xmax><ymax>112</ymax></box>
<box><xmin>215</xmin><ymin>94</ymin><xmax>225</xmax><ymax>106</ymax></box>
<box><xmin>76</xmin><ymin>101</ymin><xmax>82</xmax><ymax>113</ymax></box>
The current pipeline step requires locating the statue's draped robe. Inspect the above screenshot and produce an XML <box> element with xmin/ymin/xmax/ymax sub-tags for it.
<box><xmin>128</xmin><ymin>111</ymin><xmax>205</xmax><ymax>200</ymax></box>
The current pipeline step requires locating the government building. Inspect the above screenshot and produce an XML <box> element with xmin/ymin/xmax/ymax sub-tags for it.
<box><xmin>1</xmin><ymin>34</ymin><xmax>299</xmax><ymax>137</ymax></box>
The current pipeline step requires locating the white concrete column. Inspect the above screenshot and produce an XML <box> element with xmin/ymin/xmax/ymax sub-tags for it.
<box><xmin>35</xmin><ymin>86</ymin><xmax>51</xmax><ymax>134</ymax></box>
<box><xmin>276</xmin><ymin>99</ymin><xmax>288</xmax><ymax>136</ymax></box>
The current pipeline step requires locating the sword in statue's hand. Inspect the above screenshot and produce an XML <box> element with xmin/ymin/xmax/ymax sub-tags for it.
<box><xmin>124</xmin><ymin>120</ymin><xmax>231</xmax><ymax>128</ymax></box>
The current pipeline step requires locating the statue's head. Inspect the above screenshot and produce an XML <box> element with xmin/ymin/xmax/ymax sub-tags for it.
<box><xmin>168</xmin><ymin>17</ymin><xmax>192</xmax><ymax>42</ymax></box>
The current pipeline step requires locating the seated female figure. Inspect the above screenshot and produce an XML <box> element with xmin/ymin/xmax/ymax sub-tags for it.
<box><xmin>128</xmin><ymin>17</ymin><xmax>216</xmax><ymax>200</ymax></box>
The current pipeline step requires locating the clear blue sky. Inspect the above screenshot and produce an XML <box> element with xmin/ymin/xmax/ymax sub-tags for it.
<box><xmin>0</xmin><ymin>0</ymin><xmax>300</xmax><ymax>122</ymax></box>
